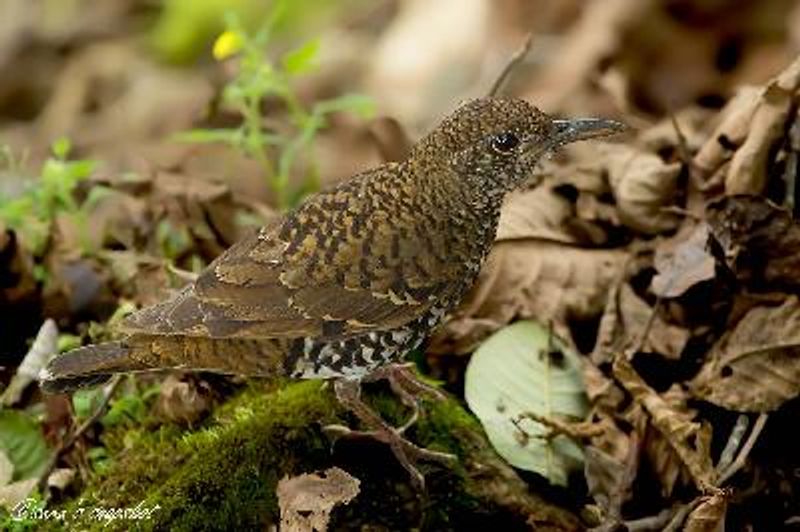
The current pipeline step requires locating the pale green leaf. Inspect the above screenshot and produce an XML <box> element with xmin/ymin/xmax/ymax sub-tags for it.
<box><xmin>51</xmin><ymin>137</ymin><xmax>71</xmax><ymax>160</ymax></box>
<box><xmin>282</xmin><ymin>39</ymin><xmax>320</xmax><ymax>75</ymax></box>
<box><xmin>0</xmin><ymin>410</ymin><xmax>50</xmax><ymax>481</ymax></box>
<box><xmin>315</xmin><ymin>94</ymin><xmax>375</xmax><ymax>119</ymax></box>
<box><xmin>465</xmin><ymin>320</ymin><xmax>588</xmax><ymax>486</ymax></box>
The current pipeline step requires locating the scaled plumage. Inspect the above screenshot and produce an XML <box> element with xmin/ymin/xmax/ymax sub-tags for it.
<box><xmin>41</xmin><ymin>97</ymin><xmax>623</xmax><ymax>393</ymax></box>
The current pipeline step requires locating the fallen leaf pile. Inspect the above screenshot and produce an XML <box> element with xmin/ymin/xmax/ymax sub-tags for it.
<box><xmin>2</xmin><ymin>1</ymin><xmax>800</xmax><ymax>530</ymax></box>
<box><xmin>435</xmin><ymin>56</ymin><xmax>800</xmax><ymax>530</ymax></box>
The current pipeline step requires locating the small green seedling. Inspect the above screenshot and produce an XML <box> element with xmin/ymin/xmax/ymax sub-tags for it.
<box><xmin>177</xmin><ymin>4</ymin><xmax>374</xmax><ymax>209</ymax></box>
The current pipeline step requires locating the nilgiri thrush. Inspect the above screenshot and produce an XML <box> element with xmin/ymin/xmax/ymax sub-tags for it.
<box><xmin>40</xmin><ymin>97</ymin><xmax>623</xmax><ymax>486</ymax></box>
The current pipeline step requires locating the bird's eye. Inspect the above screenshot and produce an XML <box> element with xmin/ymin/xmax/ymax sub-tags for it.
<box><xmin>490</xmin><ymin>132</ymin><xmax>520</xmax><ymax>154</ymax></box>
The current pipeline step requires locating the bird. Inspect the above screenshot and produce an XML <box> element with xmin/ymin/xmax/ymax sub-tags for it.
<box><xmin>40</xmin><ymin>97</ymin><xmax>624</xmax><ymax>487</ymax></box>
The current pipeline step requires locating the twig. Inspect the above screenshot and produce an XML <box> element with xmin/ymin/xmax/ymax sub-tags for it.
<box><xmin>488</xmin><ymin>32</ymin><xmax>535</xmax><ymax>97</ymax></box>
<box><xmin>628</xmin><ymin>296</ymin><xmax>662</xmax><ymax>357</ymax></box>
<box><xmin>662</xmin><ymin>498</ymin><xmax>703</xmax><ymax>532</ymax></box>
<box><xmin>37</xmin><ymin>376</ymin><xmax>123</xmax><ymax>493</ymax></box>
<box><xmin>715</xmin><ymin>414</ymin><xmax>749</xmax><ymax>475</ymax></box>
<box><xmin>716</xmin><ymin>413</ymin><xmax>768</xmax><ymax>485</ymax></box>
<box><xmin>623</xmin><ymin>506</ymin><xmax>680</xmax><ymax>531</ymax></box>
<box><xmin>167</xmin><ymin>262</ymin><xmax>200</xmax><ymax>283</ymax></box>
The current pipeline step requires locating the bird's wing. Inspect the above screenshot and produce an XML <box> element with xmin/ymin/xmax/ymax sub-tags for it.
<box><xmin>120</xmin><ymin>168</ymin><xmax>458</xmax><ymax>341</ymax></box>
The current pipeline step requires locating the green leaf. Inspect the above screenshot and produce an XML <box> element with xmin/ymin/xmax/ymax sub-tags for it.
<box><xmin>57</xmin><ymin>334</ymin><xmax>82</xmax><ymax>353</ymax></box>
<box><xmin>101</xmin><ymin>394</ymin><xmax>146</xmax><ymax>427</ymax></box>
<box><xmin>51</xmin><ymin>137</ymin><xmax>71</xmax><ymax>160</ymax></box>
<box><xmin>315</xmin><ymin>93</ymin><xmax>375</xmax><ymax>119</ymax></box>
<box><xmin>282</xmin><ymin>39</ymin><xmax>320</xmax><ymax>75</ymax></box>
<box><xmin>172</xmin><ymin>128</ymin><xmax>241</xmax><ymax>145</ymax></box>
<box><xmin>465</xmin><ymin>320</ymin><xmax>589</xmax><ymax>486</ymax></box>
<box><xmin>86</xmin><ymin>445</ymin><xmax>111</xmax><ymax>474</ymax></box>
<box><xmin>0</xmin><ymin>410</ymin><xmax>50</xmax><ymax>481</ymax></box>
<box><xmin>72</xmin><ymin>388</ymin><xmax>105</xmax><ymax>420</ymax></box>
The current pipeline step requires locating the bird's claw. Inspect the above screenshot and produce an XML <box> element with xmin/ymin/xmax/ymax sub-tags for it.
<box><xmin>323</xmin><ymin>420</ymin><xmax>457</xmax><ymax>490</ymax></box>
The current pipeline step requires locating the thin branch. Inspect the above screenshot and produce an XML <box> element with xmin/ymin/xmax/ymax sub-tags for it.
<box><xmin>624</xmin><ymin>506</ymin><xmax>681</xmax><ymax>531</ymax></box>
<box><xmin>715</xmin><ymin>414</ymin><xmax>749</xmax><ymax>475</ymax></box>
<box><xmin>628</xmin><ymin>296</ymin><xmax>662</xmax><ymax>357</ymax></box>
<box><xmin>716</xmin><ymin>413</ymin><xmax>768</xmax><ymax>485</ymax></box>
<box><xmin>38</xmin><ymin>376</ymin><xmax>123</xmax><ymax>493</ymax></box>
<box><xmin>662</xmin><ymin>498</ymin><xmax>703</xmax><ymax>532</ymax></box>
<box><xmin>488</xmin><ymin>32</ymin><xmax>535</xmax><ymax>97</ymax></box>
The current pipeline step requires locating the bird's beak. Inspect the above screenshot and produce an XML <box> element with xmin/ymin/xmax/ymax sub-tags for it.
<box><xmin>550</xmin><ymin>117</ymin><xmax>627</xmax><ymax>146</ymax></box>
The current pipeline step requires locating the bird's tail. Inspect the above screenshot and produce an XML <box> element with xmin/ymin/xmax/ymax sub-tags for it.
<box><xmin>39</xmin><ymin>341</ymin><xmax>146</xmax><ymax>394</ymax></box>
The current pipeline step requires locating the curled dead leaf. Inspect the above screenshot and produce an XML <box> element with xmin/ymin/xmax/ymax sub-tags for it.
<box><xmin>690</xmin><ymin>296</ymin><xmax>800</xmax><ymax>412</ymax></box>
<box><xmin>430</xmin><ymin>242</ymin><xmax>627</xmax><ymax>354</ymax></box>
<box><xmin>277</xmin><ymin>467</ymin><xmax>360</xmax><ymax>532</ymax></box>
<box><xmin>613</xmin><ymin>357</ymin><xmax>715</xmax><ymax>491</ymax></box>
<box><xmin>725</xmin><ymin>56</ymin><xmax>800</xmax><ymax>194</ymax></box>
<box><xmin>693</xmin><ymin>87</ymin><xmax>761</xmax><ymax>178</ymax></box>
<box><xmin>684</xmin><ymin>492</ymin><xmax>728</xmax><ymax>532</ymax></box>
<box><xmin>601</xmin><ymin>143</ymin><xmax>681</xmax><ymax>235</ymax></box>
<box><xmin>636</xmin><ymin>386</ymin><xmax>703</xmax><ymax>497</ymax></box>
<box><xmin>496</xmin><ymin>185</ymin><xmax>579</xmax><ymax>244</ymax></box>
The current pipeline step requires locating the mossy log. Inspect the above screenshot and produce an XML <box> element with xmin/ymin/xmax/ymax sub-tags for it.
<box><xmin>49</xmin><ymin>380</ymin><xmax>581</xmax><ymax>531</ymax></box>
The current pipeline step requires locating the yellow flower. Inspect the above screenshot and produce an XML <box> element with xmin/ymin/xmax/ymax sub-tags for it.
<box><xmin>212</xmin><ymin>30</ymin><xmax>244</xmax><ymax>60</ymax></box>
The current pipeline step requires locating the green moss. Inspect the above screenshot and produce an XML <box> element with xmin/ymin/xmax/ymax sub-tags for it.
<box><xmin>47</xmin><ymin>380</ymin><xmax>580</xmax><ymax>531</ymax></box>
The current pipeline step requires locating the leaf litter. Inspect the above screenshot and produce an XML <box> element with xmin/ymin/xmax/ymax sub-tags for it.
<box><xmin>2</xmin><ymin>1</ymin><xmax>800</xmax><ymax>530</ymax></box>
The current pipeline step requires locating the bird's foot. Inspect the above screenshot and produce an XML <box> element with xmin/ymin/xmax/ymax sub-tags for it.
<box><xmin>324</xmin><ymin>378</ymin><xmax>456</xmax><ymax>490</ymax></box>
<box><xmin>370</xmin><ymin>362</ymin><xmax>447</xmax><ymax>402</ymax></box>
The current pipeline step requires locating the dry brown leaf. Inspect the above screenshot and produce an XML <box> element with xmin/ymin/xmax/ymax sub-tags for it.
<box><xmin>601</xmin><ymin>143</ymin><xmax>681</xmax><ymax>235</ymax></box>
<box><xmin>1</xmin><ymin>318</ymin><xmax>57</xmax><ymax>406</ymax></box>
<box><xmin>651</xmin><ymin>223</ymin><xmax>716</xmax><ymax>298</ymax></box>
<box><xmin>430</xmin><ymin>242</ymin><xmax>627</xmax><ymax>354</ymax></box>
<box><xmin>693</xmin><ymin>87</ymin><xmax>761</xmax><ymax>177</ymax></box>
<box><xmin>639</xmin><ymin>107</ymin><xmax>714</xmax><ymax>157</ymax></box>
<box><xmin>593</xmin><ymin>283</ymin><xmax>690</xmax><ymax>364</ymax></box>
<box><xmin>496</xmin><ymin>186</ymin><xmax>579</xmax><ymax>243</ymax></box>
<box><xmin>583</xmin><ymin>362</ymin><xmax>626</xmax><ymax>412</ymax></box>
<box><xmin>634</xmin><ymin>386</ymin><xmax>704</xmax><ymax>497</ymax></box>
<box><xmin>641</xmin><ymin>421</ymin><xmax>686</xmax><ymax>498</ymax></box>
<box><xmin>690</xmin><ymin>296</ymin><xmax>800</xmax><ymax>412</ymax></box>
<box><xmin>726</xmin><ymin>56</ymin><xmax>800</xmax><ymax>194</ymax></box>
<box><xmin>156</xmin><ymin>374</ymin><xmax>214</xmax><ymax>426</ymax></box>
<box><xmin>277</xmin><ymin>467</ymin><xmax>360</xmax><ymax>532</ymax></box>
<box><xmin>706</xmin><ymin>195</ymin><xmax>800</xmax><ymax>291</ymax></box>
<box><xmin>684</xmin><ymin>492</ymin><xmax>728</xmax><ymax>532</ymax></box>
<box><xmin>613</xmin><ymin>357</ymin><xmax>715</xmax><ymax>491</ymax></box>
<box><xmin>0</xmin><ymin>478</ymin><xmax>37</xmax><ymax>511</ymax></box>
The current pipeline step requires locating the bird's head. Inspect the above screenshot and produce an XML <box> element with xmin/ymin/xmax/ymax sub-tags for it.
<box><xmin>412</xmin><ymin>98</ymin><xmax>625</xmax><ymax>200</ymax></box>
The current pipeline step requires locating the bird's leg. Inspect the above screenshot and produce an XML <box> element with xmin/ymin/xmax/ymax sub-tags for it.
<box><xmin>364</xmin><ymin>363</ymin><xmax>446</xmax><ymax>433</ymax></box>
<box><xmin>325</xmin><ymin>378</ymin><xmax>456</xmax><ymax>490</ymax></box>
